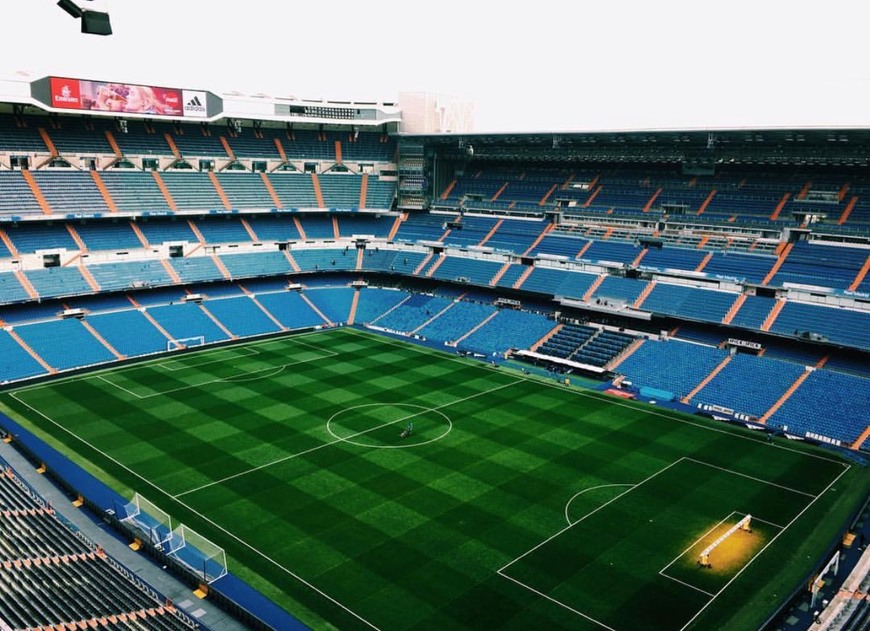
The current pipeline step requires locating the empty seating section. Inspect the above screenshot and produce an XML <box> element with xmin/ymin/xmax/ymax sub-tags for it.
<box><xmin>31</xmin><ymin>171</ymin><xmax>110</xmax><ymax>214</ymax></box>
<box><xmin>304</xmin><ymin>287</ymin><xmax>355</xmax><ymax>323</ymax></box>
<box><xmin>159</xmin><ymin>172</ymin><xmax>224</xmax><ymax>211</ymax></box>
<box><xmin>87</xmin><ymin>309</ymin><xmax>170</xmax><ymax>356</ymax></box>
<box><xmin>0</xmin><ymin>465</ymin><xmax>192</xmax><ymax>631</ymax></box>
<box><xmin>215</xmin><ymin>173</ymin><xmax>274</xmax><ymax>209</ymax></box>
<box><xmin>640</xmin><ymin>247</ymin><xmax>706</xmax><ymax>272</ymax></box>
<box><xmin>592</xmin><ymin>276</ymin><xmax>645</xmax><ymax>303</ymax></box>
<box><xmin>170</xmin><ymin>257</ymin><xmax>222</xmax><ymax>283</ymax></box>
<box><xmin>202</xmin><ymin>296</ymin><xmax>282</xmax><ymax>337</ymax></box>
<box><xmin>442</xmin><ymin>216</ymin><xmax>499</xmax><ymax>248</ymax></box>
<box><xmin>641</xmin><ymin>283</ymin><xmax>737</xmax><ymax>322</ymax></box>
<box><xmin>580</xmin><ymin>240</ymin><xmax>638</xmax><ymax>265</ymax></box>
<box><xmin>267</xmin><ymin>174</ymin><xmax>318</xmax><ymax>208</ymax></box>
<box><xmin>297</xmin><ymin>215</ymin><xmax>335</xmax><ymax>239</ymax></box>
<box><xmin>494</xmin><ymin>264</ymin><xmax>527</xmax><ymax>288</ymax></box>
<box><xmin>254</xmin><ymin>291</ymin><xmax>327</xmax><ymax>329</ymax></box>
<box><xmin>539</xmin><ymin>324</ymin><xmax>633</xmax><ymax>367</ymax></box>
<box><xmin>768</xmin><ymin>369</ymin><xmax>870</xmax><ymax>444</ymax></box>
<box><xmin>354</xmin><ymin>288</ymin><xmax>411</xmax><ymax>324</ymax></box>
<box><xmin>485</xmin><ymin>219</ymin><xmax>546</xmax><ymax>253</ymax></box>
<box><xmin>429</xmin><ymin>256</ymin><xmax>503</xmax><ymax>285</ymax></box>
<box><xmin>6</xmin><ymin>223</ymin><xmax>77</xmax><ymax>253</ymax></box>
<box><xmin>539</xmin><ymin>324</ymin><xmax>595</xmax><ymax>359</ymax></box>
<box><xmin>26</xmin><ymin>267</ymin><xmax>92</xmax><ymax>298</ymax></box>
<box><xmin>701</xmin><ymin>252</ymin><xmax>774</xmax><ymax>284</ymax></box>
<box><xmin>772</xmin><ymin>242</ymin><xmax>868</xmax><ymax>289</ymax></box>
<box><xmin>0</xmin><ymin>329</ymin><xmax>48</xmax><ymax>381</ymax></box>
<box><xmin>364</xmin><ymin>179</ymin><xmax>396</xmax><ymax>210</ymax></box>
<box><xmin>520</xmin><ymin>267</ymin><xmax>597</xmax><ymax>298</ymax></box>
<box><xmin>318</xmin><ymin>174</ymin><xmax>362</xmax><ymax>209</ymax></box>
<box><xmin>617</xmin><ymin>340</ymin><xmax>727</xmax><ymax>399</ymax></box>
<box><xmin>282</xmin><ymin>130</ymin><xmax>334</xmax><ymax>161</ymax></box>
<box><xmin>15</xmin><ymin>318</ymin><xmax>115</xmax><ymax>370</ymax></box>
<box><xmin>0</xmin><ymin>273</ymin><xmax>31</xmax><ymax>303</ymax></box>
<box><xmin>97</xmin><ymin>171</ymin><xmax>173</xmax><ymax>213</ymax></box>
<box><xmin>360</xmin><ymin>249</ymin><xmax>426</xmax><ymax>275</ymax></box>
<box><xmin>417</xmin><ymin>301</ymin><xmax>496</xmax><ymax>342</ymax></box>
<box><xmin>730</xmin><ymin>295</ymin><xmax>774</xmax><ymax>329</ymax></box>
<box><xmin>459</xmin><ymin>309</ymin><xmax>556</xmax><ymax>354</ymax></box>
<box><xmin>374</xmin><ymin>294</ymin><xmax>453</xmax><ymax>332</ymax></box>
<box><xmin>0</xmin><ymin>302</ymin><xmax>64</xmax><ymax>324</ymax></box>
<box><xmin>693</xmin><ymin>354</ymin><xmax>806</xmax><ymax>418</ymax></box>
<box><xmin>74</xmin><ymin>220</ymin><xmax>143</xmax><ymax>250</ymax></box>
<box><xmin>220</xmin><ymin>252</ymin><xmax>292</xmax><ymax>278</ymax></box>
<box><xmin>291</xmin><ymin>247</ymin><xmax>356</xmax><ymax>271</ymax></box>
<box><xmin>147</xmin><ymin>303</ymin><xmax>229</xmax><ymax>343</ymax></box>
<box><xmin>194</xmin><ymin>217</ymin><xmax>250</xmax><ymax>243</ymax></box>
<box><xmin>136</xmin><ymin>219</ymin><xmax>197</xmax><ymax>244</ymax></box>
<box><xmin>0</xmin><ymin>115</ymin><xmax>49</xmax><ymax>153</ymax></box>
<box><xmin>162</xmin><ymin>123</ymin><xmax>225</xmax><ymax>157</ymax></box>
<box><xmin>88</xmin><ymin>261</ymin><xmax>173</xmax><ymax>292</ymax></box>
<box><xmin>394</xmin><ymin>212</ymin><xmax>449</xmax><ymax>243</ymax></box>
<box><xmin>339</xmin><ymin>214</ymin><xmax>393</xmax><ymax>238</ymax></box>
<box><xmin>769</xmin><ymin>302</ymin><xmax>870</xmax><ymax>350</ymax></box>
<box><xmin>0</xmin><ymin>172</ymin><xmax>42</xmax><ymax>216</ymax></box>
<box><xmin>334</xmin><ymin>131</ymin><xmax>395</xmax><ymax>162</ymax></box>
<box><xmin>244</xmin><ymin>215</ymin><xmax>302</xmax><ymax>241</ymax></box>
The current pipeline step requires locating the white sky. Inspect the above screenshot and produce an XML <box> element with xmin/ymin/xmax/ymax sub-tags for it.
<box><xmin>1</xmin><ymin>0</ymin><xmax>869</xmax><ymax>132</ymax></box>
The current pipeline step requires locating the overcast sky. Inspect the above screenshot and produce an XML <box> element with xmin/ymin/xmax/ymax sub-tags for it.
<box><xmin>2</xmin><ymin>0</ymin><xmax>869</xmax><ymax>132</ymax></box>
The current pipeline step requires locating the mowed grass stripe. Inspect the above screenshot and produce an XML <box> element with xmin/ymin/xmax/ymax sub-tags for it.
<box><xmin>0</xmin><ymin>327</ymin><xmax>860</xmax><ymax>631</ymax></box>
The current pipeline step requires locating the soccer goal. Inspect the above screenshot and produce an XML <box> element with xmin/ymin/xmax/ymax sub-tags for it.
<box><xmin>699</xmin><ymin>514</ymin><xmax>752</xmax><ymax>568</ymax></box>
<box><xmin>120</xmin><ymin>493</ymin><xmax>173</xmax><ymax>547</ymax></box>
<box><xmin>167</xmin><ymin>336</ymin><xmax>206</xmax><ymax>352</ymax></box>
<box><xmin>166</xmin><ymin>524</ymin><xmax>228</xmax><ymax>583</ymax></box>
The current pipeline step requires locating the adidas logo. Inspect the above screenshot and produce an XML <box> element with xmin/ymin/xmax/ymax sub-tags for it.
<box><xmin>186</xmin><ymin>95</ymin><xmax>202</xmax><ymax>107</ymax></box>
<box><xmin>184</xmin><ymin>95</ymin><xmax>205</xmax><ymax>113</ymax></box>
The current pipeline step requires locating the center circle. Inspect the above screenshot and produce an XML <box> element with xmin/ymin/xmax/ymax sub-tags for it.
<box><xmin>326</xmin><ymin>403</ymin><xmax>452</xmax><ymax>449</ymax></box>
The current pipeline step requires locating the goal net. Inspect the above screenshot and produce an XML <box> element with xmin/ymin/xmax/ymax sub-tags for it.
<box><xmin>167</xmin><ymin>336</ymin><xmax>206</xmax><ymax>352</ymax></box>
<box><xmin>120</xmin><ymin>493</ymin><xmax>173</xmax><ymax>547</ymax></box>
<box><xmin>166</xmin><ymin>524</ymin><xmax>228</xmax><ymax>583</ymax></box>
<box><xmin>699</xmin><ymin>514</ymin><xmax>751</xmax><ymax>568</ymax></box>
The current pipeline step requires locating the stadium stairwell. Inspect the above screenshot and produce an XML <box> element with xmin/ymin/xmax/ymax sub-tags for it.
<box><xmin>695</xmin><ymin>251</ymin><xmax>713</xmax><ymax>272</ymax></box>
<box><xmin>80</xmin><ymin>320</ymin><xmax>124</xmax><ymax>360</ymax></box>
<box><xmin>37</xmin><ymin>127</ymin><xmax>59</xmax><ymax>158</ymax></box>
<box><xmin>722</xmin><ymin>294</ymin><xmax>747</xmax><ymax>324</ymax></box>
<box><xmin>576</xmin><ymin>240</ymin><xmax>593</xmax><ymax>258</ymax></box>
<box><xmin>138</xmin><ymin>309</ymin><xmax>176</xmax><ymax>343</ymax></box>
<box><xmin>78</xmin><ymin>265</ymin><xmax>101</xmax><ymax>293</ymax></box>
<box><xmin>273</xmin><ymin>137</ymin><xmax>289</xmax><ymax>162</ymax></box>
<box><xmin>477</xmin><ymin>219</ymin><xmax>504</xmax><ymax>246</ymax></box>
<box><xmin>13</xmin><ymin>271</ymin><xmax>38</xmax><ymax>300</ymax></box>
<box><xmin>769</xmin><ymin>193</ymin><xmax>790</xmax><ymax>220</ymax></box>
<box><xmin>89</xmin><ymin>171</ymin><xmax>119</xmax><ymax>213</ymax></box>
<box><xmin>159</xmin><ymin>260</ymin><xmax>182</xmax><ymax>284</ymax></box>
<box><xmin>199</xmin><ymin>303</ymin><xmax>237</xmax><ymax>340</ymax></box>
<box><xmin>359</xmin><ymin>174</ymin><xmax>368</xmax><ymax>209</ymax></box>
<box><xmin>129</xmin><ymin>221</ymin><xmax>150</xmax><ymax>248</ymax></box>
<box><xmin>239</xmin><ymin>286</ymin><xmax>287</xmax><ymax>331</ymax></box>
<box><xmin>512</xmin><ymin>265</ymin><xmax>535</xmax><ymax>290</ymax></box>
<box><xmin>21</xmin><ymin>171</ymin><xmax>53</xmax><ymax>215</ymax></box>
<box><xmin>851</xmin><ymin>426</ymin><xmax>870</xmax><ymax>450</ymax></box>
<box><xmin>387</xmin><ymin>213</ymin><xmax>406</xmax><ymax>241</ymax></box>
<box><xmin>311</xmin><ymin>174</ymin><xmax>325</xmax><ymax>208</ymax></box>
<box><xmin>489</xmin><ymin>261</ymin><xmax>512</xmax><ymax>286</ymax></box>
<box><xmin>453</xmin><ymin>311</ymin><xmax>498</xmax><ymax>345</ymax></box>
<box><xmin>293</xmin><ymin>217</ymin><xmax>307</xmax><ymax>240</ymax></box>
<box><xmin>104</xmin><ymin>129</ymin><xmax>123</xmax><ymax>158</ymax></box>
<box><xmin>838</xmin><ymin>182</ymin><xmax>850</xmax><ymax>201</ymax></box>
<box><xmin>413</xmin><ymin>253</ymin><xmax>434</xmax><ymax>276</ymax></box>
<box><xmin>848</xmin><ymin>255</ymin><xmax>870</xmax><ymax>291</ymax></box>
<box><xmin>632</xmin><ymin>280</ymin><xmax>657</xmax><ymax>309</ymax></box>
<box><xmin>211</xmin><ymin>256</ymin><xmax>232</xmax><ymax>280</ymax></box>
<box><xmin>347</xmin><ymin>288</ymin><xmax>360</xmax><ymax>325</ymax></box>
<box><xmin>760</xmin><ymin>298</ymin><xmax>786</xmax><ymax>331</ymax></box>
<box><xmin>240</xmin><ymin>218</ymin><xmax>259</xmax><ymax>241</ymax></box>
<box><xmin>491</xmin><ymin>182</ymin><xmax>509</xmax><ymax>202</ymax></box>
<box><xmin>259</xmin><ymin>173</ymin><xmax>284</xmax><ymax>208</ymax></box>
<box><xmin>356</xmin><ymin>247</ymin><xmax>364</xmax><ymax>270</ymax></box>
<box><xmin>219</xmin><ymin>136</ymin><xmax>236</xmax><ymax>162</ymax></box>
<box><xmin>582</xmin><ymin>274</ymin><xmax>606</xmax><ymax>301</ymax></box>
<box><xmin>7</xmin><ymin>329</ymin><xmax>55</xmax><ymax>374</ymax></box>
<box><xmin>758</xmin><ymin>366</ymin><xmax>814</xmax><ymax>424</ymax></box>
<box><xmin>584</xmin><ymin>185</ymin><xmax>602</xmax><ymax>207</ymax></box>
<box><xmin>681</xmin><ymin>355</ymin><xmax>732</xmax><ymax>404</ymax></box>
<box><xmin>163</xmin><ymin>133</ymin><xmax>182</xmax><ymax>160</ymax></box>
<box><xmin>696</xmin><ymin>189</ymin><xmax>717</xmax><ymax>215</ymax></box>
<box><xmin>425</xmin><ymin>255</ymin><xmax>446</xmax><ymax>278</ymax></box>
<box><xmin>440</xmin><ymin>180</ymin><xmax>457</xmax><ymax>200</ymax></box>
<box><xmin>642</xmin><ymin>188</ymin><xmax>663</xmax><ymax>212</ymax></box>
<box><xmin>606</xmin><ymin>338</ymin><xmax>644</xmax><ymax>371</ymax></box>
<box><xmin>207</xmin><ymin>172</ymin><xmax>233</xmax><ymax>210</ymax></box>
<box><xmin>0</xmin><ymin>228</ymin><xmax>19</xmax><ymax>258</ymax></box>
<box><xmin>630</xmin><ymin>249</ymin><xmax>648</xmax><ymax>268</ymax></box>
<box><xmin>65</xmin><ymin>225</ymin><xmax>88</xmax><ymax>252</ymax></box>
<box><xmin>151</xmin><ymin>172</ymin><xmax>178</xmax><ymax>211</ymax></box>
<box><xmin>761</xmin><ymin>242</ymin><xmax>794</xmax><ymax>286</ymax></box>
<box><xmin>838</xmin><ymin>196</ymin><xmax>859</xmax><ymax>224</ymax></box>
<box><xmin>530</xmin><ymin>323</ymin><xmax>563</xmax><ymax>352</ymax></box>
<box><xmin>334</xmin><ymin>140</ymin><xmax>342</xmax><ymax>164</ymax></box>
<box><xmin>332</xmin><ymin>216</ymin><xmax>341</xmax><ymax>240</ymax></box>
<box><xmin>411</xmin><ymin>300</ymin><xmax>456</xmax><ymax>334</ymax></box>
<box><xmin>438</xmin><ymin>225</ymin><xmax>452</xmax><ymax>242</ymax></box>
<box><xmin>300</xmin><ymin>293</ymin><xmax>333</xmax><ymax>326</ymax></box>
<box><xmin>282</xmin><ymin>250</ymin><xmax>301</xmax><ymax>272</ymax></box>
<box><xmin>522</xmin><ymin>223</ymin><xmax>554</xmax><ymax>256</ymax></box>
<box><xmin>371</xmin><ymin>294</ymin><xmax>411</xmax><ymax>326</ymax></box>
<box><xmin>540</xmin><ymin>184</ymin><xmax>558</xmax><ymax>205</ymax></box>
<box><xmin>796</xmin><ymin>180</ymin><xmax>812</xmax><ymax>200</ymax></box>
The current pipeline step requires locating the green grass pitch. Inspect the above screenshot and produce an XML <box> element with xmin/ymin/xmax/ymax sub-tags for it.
<box><xmin>1</xmin><ymin>327</ymin><xmax>867</xmax><ymax>630</ymax></box>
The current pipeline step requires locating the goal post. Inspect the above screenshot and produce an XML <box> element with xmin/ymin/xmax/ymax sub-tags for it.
<box><xmin>166</xmin><ymin>524</ymin><xmax>228</xmax><ymax>583</ymax></box>
<box><xmin>699</xmin><ymin>514</ymin><xmax>752</xmax><ymax>568</ymax></box>
<box><xmin>120</xmin><ymin>493</ymin><xmax>173</xmax><ymax>547</ymax></box>
<box><xmin>167</xmin><ymin>336</ymin><xmax>206</xmax><ymax>352</ymax></box>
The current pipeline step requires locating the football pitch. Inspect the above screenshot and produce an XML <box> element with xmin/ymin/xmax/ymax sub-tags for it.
<box><xmin>1</xmin><ymin>327</ymin><xmax>867</xmax><ymax>631</ymax></box>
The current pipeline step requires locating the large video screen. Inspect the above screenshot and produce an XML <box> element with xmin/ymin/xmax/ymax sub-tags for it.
<box><xmin>49</xmin><ymin>77</ymin><xmax>207</xmax><ymax>117</ymax></box>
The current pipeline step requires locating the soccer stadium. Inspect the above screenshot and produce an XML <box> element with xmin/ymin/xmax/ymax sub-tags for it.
<box><xmin>0</xmin><ymin>18</ymin><xmax>868</xmax><ymax>631</ymax></box>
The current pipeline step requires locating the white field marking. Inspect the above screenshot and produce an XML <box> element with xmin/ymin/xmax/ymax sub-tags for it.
<box><xmin>499</xmin><ymin>458</ymin><xmax>685</xmax><ymax>574</ymax></box>
<box><xmin>683</xmin><ymin>457</ymin><xmax>816</xmax><ymax>498</ymax></box>
<box><xmin>677</xmin><ymin>464</ymin><xmax>851</xmax><ymax>631</ymax></box>
<box><xmin>325</xmin><ymin>403</ymin><xmax>453</xmax><ymax>449</ymax></box>
<box><xmin>563</xmin><ymin>484</ymin><xmax>635</xmax><ymax>526</ymax></box>
<box><xmin>98</xmin><ymin>350</ymin><xmax>336</xmax><ymax>400</ymax></box>
<box><xmin>6</xmin><ymin>391</ymin><xmax>382</xmax><ymax>631</ymax></box>
<box><xmin>8</xmin><ymin>328</ymin><xmax>333</xmax><ymax>396</ymax></box>
<box><xmin>659</xmin><ymin>511</ymin><xmax>742</xmax><ymax>577</ymax></box>
<box><xmin>750</xmin><ymin>515</ymin><xmax>788</xmax><ymax>530</ymax></box>
<box><xmin>659</xmin><ymin>573</ymin><xmax>716</xmax><ymax>598</ymax></box>
<box><xmin>173</xmin><ymin>379</ymin><xmax>523</xmax><ymax>499</ymax></box>
<box><xmin>342</xmin><ymin>327</ymin><xmax>848</xmax><ymax>467</ymax></box>
<box><xmin>96</xmin><ymin>375</ymin><xmax>140</xmax><ymax>399</ymax></box>
<box><xmin>158</xmin><ymin>346</ymin><xmax>260</xmax><ymax>371</ymax></box>
<box><xmin>497</xmin><ymin>571</ymin><xmax>617</xmax><ymax>631</ymax></box>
